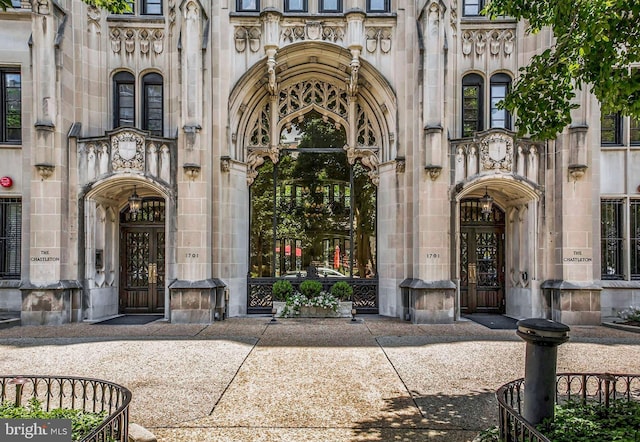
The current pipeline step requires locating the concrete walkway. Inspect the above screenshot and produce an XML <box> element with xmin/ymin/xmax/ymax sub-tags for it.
<box><xmin>1</xmin><ymin>316</ymin><xmax>639</xmax><ymax>441</ymax></box>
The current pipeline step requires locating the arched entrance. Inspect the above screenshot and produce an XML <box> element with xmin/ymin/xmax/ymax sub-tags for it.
<box><xmin>459</xmin><ymin>199</ymin><xmax>505</xmax><ymax>313</ymax></box>
<box><xmin>248</xmin><ymin>112</ymin><xmax>378</xmax><ymax>312</ymax></box>
<box><xmin>228</xmin><ymin>43</ymin><xmax>397</xmax><ymax>315</ymax></box>
<box><xmin>119</xmin><ymin>198</ymin><xmax>166</xmax><ymax>313</ymax></box>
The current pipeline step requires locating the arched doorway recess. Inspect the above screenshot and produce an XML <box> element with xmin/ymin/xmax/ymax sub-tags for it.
<box><xmin>228</xmin><ymin>43</ymin><xmax>397</xmax><ymax>314</ymax></box>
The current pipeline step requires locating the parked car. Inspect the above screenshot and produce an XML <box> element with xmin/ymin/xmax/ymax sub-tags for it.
<box><xmin>283</xmin><ymin>267</ymin><xmax>347</xmax><ymax>278</ymax></box>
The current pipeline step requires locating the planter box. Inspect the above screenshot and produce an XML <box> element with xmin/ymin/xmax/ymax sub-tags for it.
<box><xmin>274</xmin><ymin>301</ymin><xmax>353</xmax><ymax>318</ymax></box>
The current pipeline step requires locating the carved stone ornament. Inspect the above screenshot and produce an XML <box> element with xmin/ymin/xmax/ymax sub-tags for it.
<box><xmin>35</xmin><ymin>163</ymin><xmax>55</xmax><ymax>180</ymax></box>
<box><xmin>112</xmin><ymin>131</ymin><xmax>145</xmax><ymax>171</ymax></box>
<box><xmin>344</xmin><ymin>145</ymin><xmax>379</xmax><ymax>186</ymax></box>
<box><xmin>183</xmin><ymin>163</ymin><xmax>201</xmax><ymax>180</ymax></box>
<box><xmin>220</xmin><ymin>156</ymin><xmax>231</xmax><ymax>172</ymax></box>
<box><xmin>246</xmin><ymin>147</ymin><xmax>279</xmax><ymax>185</ymax></box>
<box><xmin>395</xmin><ymin>157</ymin><xmax>406</xmax><ymax>174</ymax></box>
<box><xmin>480</xmin><ymin>133</ymin><xmax>513</xmax><ymax>172</ymax></box>
<box><xmin>425</xmin><ymin>164</ymin><xmax>442</xmax><ymax>180</ymax></box>
<box><xmin>568</xmin><ymin>164</ymin><xmax>588</xmax><ymax>181</ymax></box>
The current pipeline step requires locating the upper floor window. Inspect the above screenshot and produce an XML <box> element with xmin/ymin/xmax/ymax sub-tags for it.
<box><xmin>122</xmin><ymin>0</ymin><xmax>162</xmax><ymax>14</ymax></box>
<box><xmin>490</xmin><ymin>73</ymin><xmax>511</xmax><ymax>129</ymax></box>
<box><xmin>462</xmin><ymin>73</ymin><xmax>483</xmax><ymax>137</ymax></box>
<box><xmin>463</xmin><ymin>0</ymin><xmax>485</xmax><ymax>16</ymax></box>
<box><xmin>10</xmin><ymin>0</ymin><xmax>21</xmax><ymax>7</ymax></box>
<box><xmin>0</xmin><ymin>198</ymin><xmax>21</xmax><ymax>280</ymax></box>
<box><xmin>142</xmin><ymin>73</ymin><xmax>163</xmax><ymax>136</ymax></box>
<box><xmin>367</xmin><ymin>0</ymin><xmax>390</xmax><ymax>13</ymax></box>
<box><xmin>1</xmin><ymin>70</ymin><xmax>21</xmax><ymax>144</ymax></box>
<box><xmin>601</xmin><ymin>113</ymin><xmax>622</xmax><ymax>145</ymax></box>
<box><xmin>285</xmin><ymin>0</ymin><xmax>307</xmax><ymax>12</ymax></box>
<box><xmin>630</xmin><ymin>118</ymin><xmax>640</xmax><ymax>145</ymax></box>
<box><xmin>142</xmin><ymin>0</ymin><xmax>162</xmax><ymax>15</ymax></box>
<box><xmin>113</xmin><ymin>72</ymin><xmax>135</xmax><ymax>128</ymax></box>
<box><xmin>237</xmin><ymin>0</ymin><xmax>259</xmax><ymax>12</ymax></box>
<box><xmin>320</xmin><ymin>0</ymin><xmax>341</xmax><ymax>12</ymax></box>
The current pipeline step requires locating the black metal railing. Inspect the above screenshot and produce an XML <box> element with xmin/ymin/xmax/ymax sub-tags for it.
<box><xmin>247</xmin><ymin>277</ymin><xmax>378</xmax><ymax>314</ymax></box>
<box><xmin>1</xmin><ymin>375</ymin><xmax>132</xmax><ymax>442</ymax></box>
<box><xmin>497</xmin><ymin>373</ymin><xmax>640</xmax><ymax>442</ymax></box>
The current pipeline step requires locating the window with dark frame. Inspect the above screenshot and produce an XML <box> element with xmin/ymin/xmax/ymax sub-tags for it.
<box><xmin>367</xmin><ymin>0</ymin><xmax>389</xmax><ymax>13</ymax></box>
<box><xmin>320</xmin><ymin>0</ymin><xmax>341</xmax><ymax>12</ymax></box>
<box><xmin>0</xmin><ymin>198</ymin><xmax>21</xmax><ymax>280</ymax></box>
<box><xmin>113</xmin><ymin>72</ymin><xmax>135</xmax><ymax>129</ymax></box>
<box><xmin>463</xmin><ymin>0</ymin><xmax>484</xmax><ymax>16</ymax></box>
<box><xmin>601</xmin><ymin>113</ymin><xmax>622</xmax><ymax>145</ymax></box>
<box><xmin>284</xmin><ymin>0</ymin><xmax>307</xmax><ymax>12</ymax></box>
<box><xmin>142</xmin><ymin>73</ymin><xmax>163</xmax><ymax>136</ymax></box>
<box><xmin>631</xmin><ymin>200</ymin><xmax>640</xmax><ymax>279</ymax></box>
<box><xmin>601</xmin><ymin>199</ymin><xmax>624</xmax><ymax>279</ymax></box>
<box><xmin>142</xmin><ymin>0</ymin><xmax>162</xmax><ymax>15</ymax></box>
<box><xmin>237</xmin><ymin>0</ymin><xmax>259</xmax><ymax>12</ymax></box>
<box><xmin>10</xmin><ymin>0</ymin><xmax>21</xmax><ymax>8</ymax></box>
<box><xmin>462</xmin><ymin>73</ymin><xmax>483</xmax><ymax>137</ymax></box>
<box><xmin>630</xmin><ymin>118</ymin><xmax>640</xmax><ymax>145</ymax></box>
<box><xmin>490</xmin><ymin>73</ymin><xmax>511</xmax><ymax>129</ymax></box>
<box><xmin>1</xmin><ymin>70</ymin><xmax>21</xmax><ymax>144</ymax></box>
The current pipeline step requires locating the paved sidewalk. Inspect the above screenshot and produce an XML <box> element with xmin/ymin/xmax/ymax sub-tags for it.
<box><xmin>1</xmin><ymin>317</ymin><xmax>639</xmax><ymax>441</ymax></box>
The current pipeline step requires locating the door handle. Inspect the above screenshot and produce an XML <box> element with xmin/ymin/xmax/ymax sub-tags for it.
<box><xmin>468</xmin><ymin>263</ymin><xmax>477</xmax><ymax>283</ymax></box>
<box><xmin>148</xmin><ymin>263</ymin><xmax>157</xmax><ymax>284</ymax></box>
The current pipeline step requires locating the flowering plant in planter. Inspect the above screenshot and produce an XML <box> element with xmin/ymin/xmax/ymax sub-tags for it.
<box><xmin>280</xmin><ymin>290</ymin><xmax>340</xmax><ymax>317</ymax></box>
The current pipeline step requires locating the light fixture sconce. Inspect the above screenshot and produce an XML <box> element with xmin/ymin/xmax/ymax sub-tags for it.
<box><xmin>35</xmin><ymin>163</ymin><xmax>55</xmax><ymax>180</ymax></box>
<box><xmin>183</xmin><ymin>163</ymin><xmax>201</xmax><ymax>180</ymax></box>
<box><xmin>425</xmin><ymin>164</ymin><xmax>442</xmax><ymax>181</ymax></box>
<box><xmin>568</xmin><ymin>164</ymin><xmax>588</xmax><ymax>181</ymax></box>
<box><xmin>480</xmin><ymin>187</ymin><xmax>494</xmax><ymax>217</ymax></box>
<box><xmin>128</xmin><ymin>186</ymin><xmax>142</xmax><ymax>214</ymax></box>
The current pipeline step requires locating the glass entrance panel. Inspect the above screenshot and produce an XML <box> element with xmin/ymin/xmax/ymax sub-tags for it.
<box><xmin>248</xmin><ymin>112</ymin><xmax>378</xmax><ymax>311</ymax></box>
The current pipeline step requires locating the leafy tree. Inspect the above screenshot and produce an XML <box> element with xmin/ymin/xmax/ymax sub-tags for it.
<box><xmin>486</xmin><ymin>0</ymin><xmax>640</xmax><ymax>140</ymax></box>
<box><xmin>1</xmin><ymin>0</ymin><xmax>130</xmax><ymax>13</ymax></box>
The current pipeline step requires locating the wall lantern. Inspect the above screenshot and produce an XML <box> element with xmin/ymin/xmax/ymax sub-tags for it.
<box><xmin>480</xmin><ymin>187</ymin><xmax>493</xmax><ymax>217</ymax></box>
<box><xmin>128</xmin><ymin>186</ymin><xmax>142</xmax><ymax>214</ymax></box>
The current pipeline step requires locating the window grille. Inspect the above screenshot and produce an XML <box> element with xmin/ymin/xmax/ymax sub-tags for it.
<box><xmin>0</xmin><ymin>198</ymin><xmax>21</xmax><ymax>279</ymax></box>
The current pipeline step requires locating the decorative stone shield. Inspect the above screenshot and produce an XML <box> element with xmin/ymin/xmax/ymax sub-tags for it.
<box><xmin>112</xmin><ymin>131</ymin><xmax>145</xmax><ymax>171</ymax></box>
<box><xmin>306</xmin><ymin>21</ymin><xmax>322</xmax><ymax>40</ymax></box>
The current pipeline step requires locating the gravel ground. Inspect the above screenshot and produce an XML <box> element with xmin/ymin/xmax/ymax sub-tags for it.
<box><xmin>1</xmin><ymin>317</ymin><xmax>638</xmax><ymax>442</ymax></box>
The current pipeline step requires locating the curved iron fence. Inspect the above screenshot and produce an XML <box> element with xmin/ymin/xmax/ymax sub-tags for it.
<box><xmin>497</xmin><ymin>373</ymin><xmax>640</xmax><ymax>442</ymax></box>
<box><xmin>1</xmin><ymin>375</ymin><xmax>132</xmax><ymax>442</ymax></box>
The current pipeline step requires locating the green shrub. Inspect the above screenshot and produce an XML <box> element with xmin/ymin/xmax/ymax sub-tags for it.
<box><xmin>0</xmin><ymin>398</ymin><xmax>110</xmax><ymax>441</ymax></box>
<box><xmin>540</xmin><ymin>400</ymin><xmax>640</xmax><ymax>442</ymax></box>
<box><xmin>330</xmin><ymin>281</ymin><xmax>353</xmax><ymax>301</ymax></box>
<box><xmin>299</xmin><ymin>279</ymin><xmax>323</xmax><ymax>298</ymax></box>
<box><xmin>272</xmin><ymin>279</ymin><xmax>293</xmax><ymax>302</ymax></box>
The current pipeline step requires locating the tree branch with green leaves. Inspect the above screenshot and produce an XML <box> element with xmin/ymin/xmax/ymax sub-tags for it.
<box><xmin>486</xmin><ymin>0</ymin><xmax>640</xmax><ymax>140</ymax></box>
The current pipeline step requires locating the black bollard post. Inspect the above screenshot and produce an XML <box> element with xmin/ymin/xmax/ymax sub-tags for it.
<box><xmin>516</xmin><ymin>318</ymin><xmax>570</xmax><ymax>426</ymax></box>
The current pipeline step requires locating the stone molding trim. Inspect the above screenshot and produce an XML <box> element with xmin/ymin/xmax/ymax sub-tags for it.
<box><xmin>109</xmin><ymin>26</ymin><xmax>165</xmax><ymax>55</ymax></box>
<box><xmin>460</xmin><ymin>28</ymin><xmax>514</xmax><ymax>58</ymax></box>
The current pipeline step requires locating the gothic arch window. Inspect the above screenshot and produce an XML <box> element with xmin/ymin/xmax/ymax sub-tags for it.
<box><xmin>490</xmin><ymin>73</ymin><xmax>511</xmax><ymax>130</ymax></box>
<box><xmin>462</xmin><ymin>73</ymin><xmax>484</xmax><ymax>137</ymax></box>
<box><xmin>142</xmin><ymin>73</ymin><xmax>163</xmax><ymax>136</ymax></box>
<box><xmin>113</xmin><ymin>71</ymin><xmax>135</xmax><ymax>129</ymax></box>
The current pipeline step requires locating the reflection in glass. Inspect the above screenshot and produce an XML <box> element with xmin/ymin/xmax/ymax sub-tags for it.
<box><xmin>249</xmin><ymin>112</ymin><xmax>376</xmax><ymax>279</ymax></box>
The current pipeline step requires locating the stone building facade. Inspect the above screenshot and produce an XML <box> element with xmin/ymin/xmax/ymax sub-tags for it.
<box><xmin>0</xmin><ymin>0</ymin><xmax>635</xmax><ymax>326</ymax></box>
